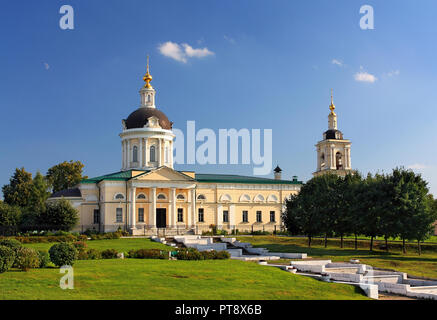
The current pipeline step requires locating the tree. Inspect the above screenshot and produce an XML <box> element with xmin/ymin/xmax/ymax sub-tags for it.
<box><xmin>0</xmin><ymin>202</ymin><xmax>21</xmax><ymax>235</ymax></box>
<box><xmin>2</xmin><ymin>168</ymin><xmax>33</xmax><ymax>208</ymax></box>
<box><xmin>39</xmin><ymin>198</ymin><xmax>79</xmax><ymax>231</ymax></box>
<box><xmin>389</xmin><ymin>167</ymin><xmax>435</xmax><ymax>254</ymax></box>
<box><xmin>46</xmin><ymin>161</ymin><xmax>87</xmax><ymax>193</ymax></box>
<box><xmin>29</xmin><ymin>171</ymin><xmax>50</xmax><ymax>213</ymax></box>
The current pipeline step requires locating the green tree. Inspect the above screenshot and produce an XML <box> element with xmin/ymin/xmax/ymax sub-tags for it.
<box><xmin>46</xmin><ymin>161</ymin><xmax>87</xmax><ymax>193</ymax></box>
<box><xmin>2</xmin><ymin>168</ymin><xmax>33</xmax><ymax>208</ymax></box>
<box><xmin>39</xmin><ymin>198</ymin><xmax>79</xmax><ymax>231</ymax></box>
<box><xmin>389</xmin><ymin>167</ymin><xmax>435</xmax><ymax>254</ymax></box>
<box><xmin>0</xmin><ymin>202</ymin><xmax>21</xmax><ymax>235</ymax></box>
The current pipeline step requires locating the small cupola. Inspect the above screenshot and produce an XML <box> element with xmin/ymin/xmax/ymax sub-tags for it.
<box><xmin>274</xmin><ymin>165</ymin><xmax>282</xmax><ymax>180</ymax></box>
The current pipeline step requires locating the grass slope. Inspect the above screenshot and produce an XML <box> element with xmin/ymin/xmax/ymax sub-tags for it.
<box><xmin>0</xmin><ymin>259</ymin><xmax>367</xmax><ymax>300</ymax></box>
<box><xmin>23</xmin><ymin>238</ymin><xmax>170</xmax><ymax>252</ymax></box>
<box><xmin>238</xmin><ymin>236</ymin><xmax>437</xmax><ymax>279</ymax></box>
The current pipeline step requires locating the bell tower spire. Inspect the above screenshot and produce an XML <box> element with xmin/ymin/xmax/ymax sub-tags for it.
<box><xmin>140</xmin><ymin>55</ymin><xmax>156</xmax><ymax>108</ymax></box>
<box><xmin>328</xmin><ymin>89</ymin><xmax>338</xmax><ymax>130</ymax></box>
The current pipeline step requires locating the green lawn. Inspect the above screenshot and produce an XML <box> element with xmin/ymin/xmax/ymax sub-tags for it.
<box><xmin>238</xmin><ymin>236</ymin><xmax>437</xmax><ymax>279</ymax></box>
<box><xmin>0</xmin><ymin>259</ymin><xmax>367</xmax><ymax>300</ymax></box>
<box><xmin>23</xmin><ymin>238</ymin><xmax>170</xmax><ymax>252</ymax></box>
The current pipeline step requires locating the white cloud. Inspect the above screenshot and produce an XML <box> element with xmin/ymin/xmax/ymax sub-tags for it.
<box><xmin>387</xmin><ymin>70</ymin><xmax>400</xmax><ymax>77</ymax></box>
<box><xmin>331</xmin><ymin>59</ymin><xmax>343</xmax><ymax>67</ymax></box>
<box><xmin>408</xmin><ymin>163</ymin><xmax>428</xmax><ymax>170</ymax></box>
<box><xmin>354</xmin><ymin>71</ymin><xmax>377</xmax><ymax>83</ymax></box>
<box><xmin>158</xmin><ymin>41</ymin><xmax>214</xmax><ymax>63</ymax></box>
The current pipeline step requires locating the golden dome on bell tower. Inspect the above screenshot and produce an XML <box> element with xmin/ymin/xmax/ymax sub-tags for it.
<box><xmin>143</xmin><ymin>55</ymin><xmax>153</xmax><ymax>89</ymax></box>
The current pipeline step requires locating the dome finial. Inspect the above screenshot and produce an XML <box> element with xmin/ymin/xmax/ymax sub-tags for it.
<box><xmin>329</xmin><ymin>88</ymin><xmax>336</xmax><ymax>115</ymax></box>
<box><xmin>143</xmin><ymin>55</ymin><xmax>153</xmax><ymax>89</ymax></box>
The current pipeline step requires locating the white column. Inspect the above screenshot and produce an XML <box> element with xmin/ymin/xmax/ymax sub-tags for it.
<box><xmin>217</xmin><ymin>205</ymin><xmax>223</xmax><ymax>229</ymax></box>
<box><xmin>139</xmin><ymin>138</ymin><xmax>143</xmax><ymax>168</ymax></box>
<box><xmin>130</xmin><ymin>187</ymin><xmax>136</xmax><ymax>229</ymax></box>
<box><xmin>229</xmin><ymin>205</ymin><xmax>235</xmax><ymax>228</ymax></box>
<box><xmin>187</xmin><ymin>189</ymin><xmax>192</xmax><ymax>227</ymax></box>
<box><xmin>191</xmin><ymin>188</ymin><xmax>196</xmax><ymax>227</ymax></box>
<box><xmin>158</xmin><ymin>139</ymin><xmax>162</xmax><ymax>166</ymax></box>
<box><xmin>127</xmin><ymin>140</ymin><xmax>131</xmax><ymax>168</ymax></box>
<box><xmin>150</xmin><ymin>187</ymin><xmax>156</xmax><ymax>227</ymax></box>
<box><xmin>170</xmin><ymin>188</ymin><xmax>176</xmax><ymax>228</ymax></box>
<box><xmin>145</xmin><ymin>139</ymin><xmax>149</xmax><ymax>167</ymax></box>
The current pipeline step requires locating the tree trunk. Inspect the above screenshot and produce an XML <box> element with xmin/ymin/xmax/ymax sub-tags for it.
<box><xmin>308</xmin><ymin>235</ymin><xmax>312</xmax><ymax>248</ymax></box>
<box><xmin>385</xmin><ymin>237</ymin><xmax>389</xmax><ymax>252</ymax></box>
<box><xmin>340</xmin><ymin>234</ymin><xmax>344</xmax><ymax>249</ymax></box>
<box><xmin>354</xmin><ymin>234</ymin><xmax>358</xmax><ymax>250</ymax></box>
<box><xmin>370</xmin><ymin>236</ymin><xmax>374</xmax><ymax>251</ymax></box>
<box><xmin>402</xmin><ymin>238</ymin><xmax>406</xmax><ymax>254</ymax></box>
<box><xmin>324</xmin><ymin>234</ymin><xmax>328</xmax><ymax>248</ymax></box>
<box><xmin>418</xmin><ymin>240</ymin><xmax>421</xmax><ymax>256</ymax></box>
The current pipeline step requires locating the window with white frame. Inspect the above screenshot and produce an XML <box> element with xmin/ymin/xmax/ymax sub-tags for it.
<box><xmin>157</xmin><ymin>193</ymin><xmax>166</xmax><ymax>200</ymax></box>
<box><xmin>133</xmin><ymin>146</ymin><xmax>138</xmax><ymax>162</ymax></box>
<box><xmin>223</xmin><ymin>210</ymin><xmax>229</xmax><ymax>223</ymax></box>
<box><xmin>198</xmin><ymin>208</ymin><xmax>204</xmax><ymax>222</ymax></box>
<box><xmin>176</xmin><ymin>194</ymin><xmax>185</xmax><ymax>201</ymax></box>
<box><xmin>138</xmin><ymin>208</ymin><xmax>144</xmax><ymax>222</ymax></box>
<box><xmin>137</xmin><ymin>193</ymin><xmax>146</xmax><ymax>200</ymax></box>
<box><xmin>256</xmin><ymin>211</ymin><xmax>262</xmax><ymax>223</ymax></box>
<box><xmin>242</xmin><ymin>210</ymin><xmax>248</xmax><ymax>223</ymax></box>
<box><xmin>115</xmin><ymin>193</ymin><xmax>125</xmax><ymax>200</ymax></box>
<box><xmin>177</xmin><ymin>208</ymin><xmax>183</xmax><ymax>222</ymax></box>
<box><xmin>150</xmin><ymin>145</ymin><xmax>156</xmax><ymax>162</ymax></box>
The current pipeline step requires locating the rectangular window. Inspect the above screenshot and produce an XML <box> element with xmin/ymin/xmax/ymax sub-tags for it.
<box><xmin>242</xmin><ymin>210</ymin><xmax>248</xmax><ymax>223</ymax></box>
<box><xmin>93</xmin><ymin>209</ymin><xmax>100</xmax><ymax>224</ymax></box>
<box><xmin>198</xmin><ymin>208</ymin><xmax>204</xmax><ymax>222</ymax></box>
<box><xmin>116</xmin><ymin>208</ymin><xmax>123</xmax><ymax>223</ymax></box>
<box><xmin>177</xmin><ymin>208</ymin><xmax>184</xmax><ymax>222</ymax></box>
<box><xmin>223</xmin><ymin>210</ymin><xmax>229</xmax><ymax>223</ymax></box>
<box><xmin>138</xmin><ymin>208</ymin><xmax>144</xmax><ymax>222</ymax></box>
<box><xmin>270</xmin><ymin>211</ymin><xmax>275</xmax><ymax>222</ymax></box>
<box><xmin>256</xmin><ymin>211</ymin><xmax>262</xmax><ymax>223</ymax></box>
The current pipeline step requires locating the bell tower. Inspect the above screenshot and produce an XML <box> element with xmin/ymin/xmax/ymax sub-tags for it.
<box><xmin>314</xmin><ymin>90</ymin><xmax>352</xmax><ymax>177</ymax></box>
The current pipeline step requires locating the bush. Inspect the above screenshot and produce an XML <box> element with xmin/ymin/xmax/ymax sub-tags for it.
<box><xmin>49</xmin><ymin>243</ymin><xmax>78</xmax><ymax>267</ymax></box>
<box><xmin>101</xmin><ymin>249</ymin><xmax>118</xmax><ymax>259</ymax></box>
<box><xmin>14</xmin><ymin>247</ymin><xmax>40</xmax><ymax>271</ymax></box>
<box><xmin>128</xmin><ymin>249</ymin><xmax>166</xmax><ymax>259</ymax></box>
<box><xmin>0</xmin><ymin>238</ymin><xmax>22</xmax><ymax>266</ymax></box>
<box><xmin>175</xmin><ymin>248</ymin><xmax>203</xmax><ymax>260</ymax></box>
<box><xmin>73</xmin><ymin>241</ymin><xmax>87</xmax><ymax>250</ymax></box>
<box><xmin>78</xmin><ymin>248</ymin><xmax>102</xmax><ymax>260</ymax></box>
<box><xmin>215</xmin><ymin>250</ymin><xmax>231</xmax><ymax>259</ymax></box>
<box><xmin>0</xmin><ymin>245</ymin><xmax>14</xmax><ymax>273</ymax></box>
<box><xmin>37</xmin><ymin>250</ymin><xmax>50</xmax><ymax>268</ymax></box>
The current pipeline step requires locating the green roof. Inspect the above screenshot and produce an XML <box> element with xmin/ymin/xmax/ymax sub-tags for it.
<box><xmin>81</xmin><ymin>170</ymin><xmax>302</xmax><ymax>185</ymax></box>
<box><xmin>81</xmin><ymin>170</ymin><xmax>149</xmax><ymax>184</ymax></box>
<box><xmin>194</xmin><ymin>173</ymin><xmax>302</xmax><ymax>185</ymax></box>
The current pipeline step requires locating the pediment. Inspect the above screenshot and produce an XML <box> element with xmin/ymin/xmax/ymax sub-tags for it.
<box><xmin>134</xmin><ymin>166</ymin><xmax>195</xmax><ymax>182</ymax></box>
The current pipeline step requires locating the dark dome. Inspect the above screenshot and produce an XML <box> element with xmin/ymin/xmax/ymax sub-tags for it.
<box><xmin>124</xmin><ymin>107</ymin><xmax>172</xmax><ymax>130</ymax></box>
<box><xmin>324</xmin><ymin>129</ymin><xmax>343</xmax><ymax>140</ymax></box>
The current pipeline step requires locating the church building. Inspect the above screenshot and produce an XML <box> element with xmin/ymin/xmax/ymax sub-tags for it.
<box><xmin>49</xmin><ymin>62</ymin><xmax>302</xmax><ymax>235</ymax></box>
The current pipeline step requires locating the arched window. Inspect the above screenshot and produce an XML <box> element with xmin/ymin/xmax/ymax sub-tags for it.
<box><xmin>239</xmin><ymin>194</ymin><xmax>251</xmax><ymax>202</ymax></box>
<box><xmin>150</xmin><ymin>146</ymin><xmax>156</xmax><ymax>162</ymax></box>
<box><xmin>336</xmin><ymin>152</ymin><xmax>343</xmax><ymax>170</ymax></box>
<box><xmin>137</xmin><ymin>193</ymin><xmax>147</xmax><ymax>200</ymax></box>
<box><xmin>197</xmin><ymin>194</ymin><xmax>206</xmax><ymax>201</ymax></box>
<box><xmin>254</xmin><ymin>194</ymin><xmax>265</xmax><ymax>202</ymax></box>
<box><xmin>219</xmin><ymin>194</ymin><xmax>232</xmax><ymax>202</ymax></box>
<box><xmin>320</xmin><ymin>153</ymin><xmax>325</xmax><ymax>168</ymax></box>
<box><xmin>267</xmin><ymin>194</ymin><xmax>279</xmax><ymax>203</ymax></box>
<box><xmin>133</xmin><ymin>146</ymin><xmax>138</xmax><ymax>163</ymax></box>
<box><xmin>176</xmin><ymin>194</ymin><xmax>186</xmax><ymax>201</ymax></box>
<box><xmin>147</xmin><ymin>94</ymin><xmax>151</xmax><ymax>102</ymax></box>
<box><xmin>157</xmin><ymin>193</ymin><xmax>167</xmax><ymax>200</ymax></box>
<box><xmin>114</xmin><ymin>193</ymin><xmax>125</xmax><ymax>200</ymax></box>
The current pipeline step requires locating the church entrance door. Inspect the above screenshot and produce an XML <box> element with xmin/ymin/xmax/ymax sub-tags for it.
<box><xmin>156</xmin><ymin>208</ymin><xmax>166</xmax><ymax>228</ymax></box>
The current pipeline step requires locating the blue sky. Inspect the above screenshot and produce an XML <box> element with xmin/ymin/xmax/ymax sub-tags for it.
<box><xmin>1</xmin><ymin>0</ymin><xmax>437</xmax><ymax>196</ymax></box>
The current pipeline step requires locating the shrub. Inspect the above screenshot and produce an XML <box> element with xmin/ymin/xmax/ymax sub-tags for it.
<box><xmin>215</xmin><ymin>250</ymin><xmax>231</xmax><ymax>259</ymax></box>
<box><xmin>0</xmin><ymin>238</ymin><xmax>22</xmax><ymax>266</ymax></box>
<box><xmin>73</xmin><ymin>241</ymin><xmax>87</xmax><ymax>250</ymax></box>
<box><xmin>101</xmin><ymin>249</ymin><xmax>118</xmax><ymax>259</ymax></box>
<box><xmin>49</xmin><ymin>243</ymin><xmax>78</xmax><ymax>267</ymax></box>
<box><xmin>78</xmin><ymin>248</ymin><xmax>102</xmax><ymax>260</ymax></box>
<box><xmin>37</xmin><ymin>250</ymin><xmax>50</xmax><ymax>268</ymax></box>
<box><xmin>14</xmin><ymin>247</ymin><xmax>40</xmax><ymax>271</ymax></box>
<box><xmin>129</xmin><ymin>249</ymin><xmax>166</xmax><ymax>259</ymax></box>
<box><xmin>175</xmin><ymin>248</ymin><xmax>203</xmax><ymax>260</ymax></box>
<box><xmin>0</xmin><ymin>245</ymin><xmax>14</xmax><ymax>273</ymax></box>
